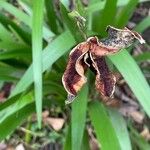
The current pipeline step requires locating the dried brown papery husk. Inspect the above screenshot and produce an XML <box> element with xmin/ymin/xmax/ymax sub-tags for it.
<box><xmin>62</xmin><ymin>26</ymin><xmax>145</xmax><ymax>104</ymax></box>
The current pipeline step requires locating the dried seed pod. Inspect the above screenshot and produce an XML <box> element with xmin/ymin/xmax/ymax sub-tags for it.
<box><xmin>62</xmin><ymin>26</ymin><xmax>145</xmax><ymax>104</ymax></box>
<box><xmin>62</xmin><ymin>42</ymin><xmax>90</xmax><ymax>104</ymax></box>
<box><xmin>87</xmin><ymin>37</ymin><xmax>116</xmax><ymax>98</ymax></box>
<box><xmin>89</xmin><ymin>53</ymin><xmax>116</xmax><ymax>98</ymax></box>
<box><xmin>102</xmin><ymin>25</ymin><xmax>145</xmax><ymax>49</ymax></box>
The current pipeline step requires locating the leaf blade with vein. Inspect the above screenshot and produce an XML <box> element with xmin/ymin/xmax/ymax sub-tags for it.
<box><xmin>32</xmin><ymin>0</ymin><xmax>44</xmax><ymax>128</ymax></box>
<box><xmin>71</xmin><ymin>85</ymin><xmax>88</xmax><ymax>150</ymax></box>
<box><xmin>89</xmin><ymin>101</ymin><xmax>121</xmax><ymax>150</ymax></box>
<box><xmin>109</xmin><ymin>50</ymin><xmax>150</xmax><ymax>117</ymax></box>
<box><xmin>11</xmin><ymin>31</ymin><xmax>76</xmax><ymax>97</ymax></box>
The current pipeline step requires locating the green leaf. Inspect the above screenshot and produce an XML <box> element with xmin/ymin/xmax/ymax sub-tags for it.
<box><xmin>109</xmin><ymin>50</ymin><xmax>150</xmax><ymax>117</ymax></box>
<box><xmin>71</xmin><ymin>85</ymin><xmax>88</xmax><ymax>150</ymax></box>
<box><xmin>0</xmin><ymin>92</ymin><xmax>34</xmax><ymax>124</ymax></box>
<box><xmin>0</xmin><ymin>1</ymin><xmax>31</xmax><ymax>26</ymax></box>
<box><xmin>63</xmin><ymin>125</ymin><xmax>71</xmax><ymax>150</ymax></box>
<box><xmin>0</xmin><ymin>62</ymin><xmax>20</xmax><ymax>75</ymax></box>
<box><xmin>0</xmin><ymin>1</ymin><xmax>54</xmax><ymax>41</ymax></box>
<box><xmin>0</xmin><ymin>23</ymin><xmax>13</xmax><ymax>42</ymax></box>
<box><xmin>45</xmin><ymin>0</ymin><xmax>58</xmax><ymax>34</ymax></box>
<box><xmin>17</xmin><ymin>0</ymin><xmax>32</xmax><ymax>16</ymax></box>
<box><xmin>74</xmin><ymin>0</ymin><xmax>85</xmax><ymax>16</ymax></box>
<box><xmin>32</xmin><ymin>0</ymin><xmax>44</xmax><ymax>128</ymax></box>
<box><xmin>81</xmin><ymin>129</ymin><xmax>90</xmax><ymax>150</ymax></box>
<box><xmin>0</xmin><ymin>102</ymin><xmax>35</xmax><ymax>141</ymax></box>
<box><xmin>0</xmin><ymin>75</ymin><xmax>18</xmax><ymax>82</ymax></box>
<box><xmin>115</xmin><ymin>0</ymin><xmax>138</xmax><ymax>28</ymax></box>
<box><xmin>0</xmin><ymin>49</ymin><xmax>31</xmax><ymax>60</ymax></box>
<box><xmin>134</xmin><ymin>52</ymin><xmax>150</xmax><ymax>63</ymax></box>
<box><xmin>0</xmin><ymin>94</ymin><xmax>51</xmax><ymax>141</ymax></box>
<box><xmin>87</xmin><ymin>0</ymin><xmax>149</xmax><ymax>14</ymax></box>
<box><xmin>93</xmin><ymin>0</ymin><xmax>117</xmax><ymax>36</ymax></box>
<box><xmin>135</xmin><ymin>16</ymin><xmax>150</xmax><ymax>33</ymax></box>
<box><xmin>89</xmin><ymin>101</ymin><xmax>121</xmax><ymax>150</ymax></box>
<box><xmin>11</xmin><ymin>31</ymin><xmax>76</xmax><ymax>97</ymax></box>
<box><xmin>8</xmin><ymin>25</ymin><xmax>29</xmax><ymax>47</ymax></box>
<box><xmin>108</xmin><ymin>108</ymin><xmax>132</xmax><ymax>150</ymax></box>
<box><xmin>60</xmin><ymin>3</ymin><xmax>84</xmax><ymax>42</ymax></box>
<box><xmin>0</xmin><ymin>12</ymin><xmax>31</xmax><ymax>44</ymax></box>
<box><xmin>0</xmin><ymin>41</ymin><xmax>26</xmax><ymax>51</ymax></box>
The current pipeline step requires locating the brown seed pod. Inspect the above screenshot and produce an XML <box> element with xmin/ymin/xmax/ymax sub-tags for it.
<box><xmin>62</xmin><ymin>42</ymin><xmax>90</xmax><ymax>104</ymax></box>
<box><xmin>62</xmin><ymin>26</ymin><xmax>145</xmax><ymax>104</ymax></box>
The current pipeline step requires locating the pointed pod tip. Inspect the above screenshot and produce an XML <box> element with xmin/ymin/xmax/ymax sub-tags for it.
<box><xmin>65</xmin><ymin>94</ymin><xmax>76</xmax><ymax>105</ymax></box>
<box><xmin>139</xmin><ymin>38</ymin><xmax>145</xmax><ymax>44</ymax></box>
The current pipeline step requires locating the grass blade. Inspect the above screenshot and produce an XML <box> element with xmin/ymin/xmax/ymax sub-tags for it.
<box><xmin>0</xmin><ymin>102</ymin><xmax>35</xmax><ymax>141</ymax></box>
<box><xmin>32</xmin><ymin>0</ymin><xmax>44</xmax><ymax>128</ymax></box>
<box><xmin>0</xmin><ymin>1</ymin><xmax>31</xmax><ymax>26</ymax></box>
<box><xmin>134</xmin><ymin>52</ymin><xmax>150</xmax><ymax>63</ymax></box>
<box><xmin>0</xmin><ymin>1</ymin><xmax>54</xmax><ymax>41</ymax></box>
<box><xmin>0</xmin><ymin>92</ymin><xmax>34</xmax><ymax>125</ymax></box>
<box><xmin>108</xmin><ymin>108</ymin><xmax>132</xmax><ymax>150</ymax></box>
<box><xmin>11</xmin><ymin>31</ymin><xmax>76</xmax><ymax>97</ymax></box>
<box><xmin>0</xmin><ymin>94</ymin><xmax>51</xmax><ymax>141</ymax></box>
<box><xmin>135</xmin><ymin>16</ymin><xmax>150</xmax><ymax>33</ymax></box>
<box><xmin>0</xmin><ymin>12</ymin><xmax>31</xmax><ymax>45</ymax></box>
<box><xmin>0</xmin><ymin>23</ymin><xmax>13</xmax><ymax>42</ymax></box>
<box><xmin>109</xmin><ymin>50</ymin><xmax>150</xmax><ymax>117</ymax></box>
<box><xmin>93</xmin><ymin>0</ymin><xmax>117</xmax><ymax>36</ymax></box>
<box><xmin>45</xmin><ymin>0</ymin><xmax>58</xmax><ymax>34</ymax></box>
<box><xmin>81</xmin><ymin>129</ymin><xmax>90</xmax><ymax>150</ymax></box>
<box><xmin>60</xmin><ymin>3</ymin><xmax>84</xmax><ymax>42</ymax></box>
<box><xmin>71</xmin><ymin>85</ymin><xmax>88</xmax><ymax>150</ymax></box>
<box><xmin>115</xmin><ymin>0</ymin><xmax>138</xmax><ymax>28</ymax></box>
<box><xmin>88</xmin><ymin>101</ymin><xmax>121</xmax><ymax>150</ymax></box>
<box><xmin>63</xmin><ymin>125</ymin><xmax>71</xmax><ymax>150</ymax></box>
<box><xmin>87</xmin><ymin>0</ymin><xmax>149</xmax><ymax>14</ymax></box>
<box><xmin>0</xmin><ymin>49</ymin><xmax>31</xmax><ymax>60</ymax></box>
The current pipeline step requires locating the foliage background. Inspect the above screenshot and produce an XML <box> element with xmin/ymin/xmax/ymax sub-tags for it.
<box><xmin>0</xmin><ymin>0</ymin><xmax>150</xmax><ymax>149</ymax></box>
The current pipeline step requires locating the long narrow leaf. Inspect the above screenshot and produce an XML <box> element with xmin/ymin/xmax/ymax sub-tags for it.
<box><xmin>11</xmin><ymin>31</ymin><xmax>76</xmax><ymax>97</ymax></box>
<box><xmin>45</xmin><ymin>0</ymin><xmax>58</xmax><ymax>34</ymax></box>
<box><xmin>109</xmin><ymin>50</ymin><xmax>150</xmax><ymax>117</ymax></box>
<box><xmin>94</xmin><ymin>0</ymin><xmax>117</xmax><ymax>35</ymax></box>
<box><xmin>81</xmin><ymin>129</ymin><xmax>90</xmax><ymax>150</ymax></box>
<box><xmin>0</xmin><ymin>92</ymin><xmax>34</xmax><ymax>124</ymax></box>
<box><xmin>89</xmin><ymin>101</ymin><xmax>121</xmax><ymax>150</ymax></box>
<box><xmin>71</xmin><ymin>85</ymin><xmax>88</xmax><ymax>150</ymax></box>
<box><xmin>0</xmin><ymin>12</ymin><xmax>31</xmax><ymax>44</ymax></box>
<box><xmin>135</xmin><ymin>16</ymin><xmax>150</xmax><ymax>33</ymax></box>
<box><xmin>60</xmin><ymin>3</ymin><xmax>84</xmax><ymax>42</ymax></box>
<box><xmin>63</xmin><ymin>125</ymin><xmax>71</xmax><ymax>150</ymax></box>
<box><xmin>108</xmin><ymin>108</ymin><xmax>132</xmax><ymax>150</ymax></box>
<box><xmin>86</xmin><ymin>0</ymin><xmax>149</xmax><ymax>14</ymax></box>
<box><xmin>0</xmin><ymin>1</ymin><xmax>54</xmax><ymax>41</ymax></box>
<box><xmin>134</xmin><ymin>52</ymin><xmax>150</xmax><ymax>63</ymax></box>
<box><xmin>0</xmin><ymin>49</ymin><xmax>31</xmax><ymax>60</ymax></box>
<box><xmin>0</xmin><ymin>102</ymin><xmax>35</xmax><ymax>141</ymax></box>
<box><xmin>0</xmin><ymin>95</ymin><xmax>51</xmax><ymax>141</ymax></box>
<box><xmin>115</xmin><ymin>0</ymin><xmax>138</xmax><ymax>27</ymax></box>
<box><xmin>32</xmin><ymin>0</ymin><xmax>44</xmax><ymax>128</ymax></box>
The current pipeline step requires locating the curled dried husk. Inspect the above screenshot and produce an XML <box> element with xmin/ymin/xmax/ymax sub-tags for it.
<box><xmin>103</xmin><ymin>25</ymin><xmax>145</xmax><ymax>49</ymax></box>
<box><xmin>87</xmin><ymin>37</ymin><xmax>117</xmax><ymax>97</ymax></box>
<box><xmin>89</xmin><ymin>53</ymin><xmax>116</xmax><ymax>98</ymax></box>
<box><xmin>62</xmin><ymin>26</ymin><xmax>145</xmax><ymax>104</ymax></box>
<box><xmin>62</xmin><ymin>42</ymin><xmax>90</xmax><ymax>104</ymax></box>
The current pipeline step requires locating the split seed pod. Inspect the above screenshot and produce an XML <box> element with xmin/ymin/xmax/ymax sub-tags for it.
<box><xmin>62</xmin><ymin>26</ymin><xmax>145</xmax><ymax>104</ymax></box>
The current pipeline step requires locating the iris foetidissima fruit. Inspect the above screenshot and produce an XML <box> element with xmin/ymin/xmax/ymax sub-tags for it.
<box><xmin>62</xmin><ymin>26</ymin><xmax>145</xmax><ymax>104</ymax></box>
